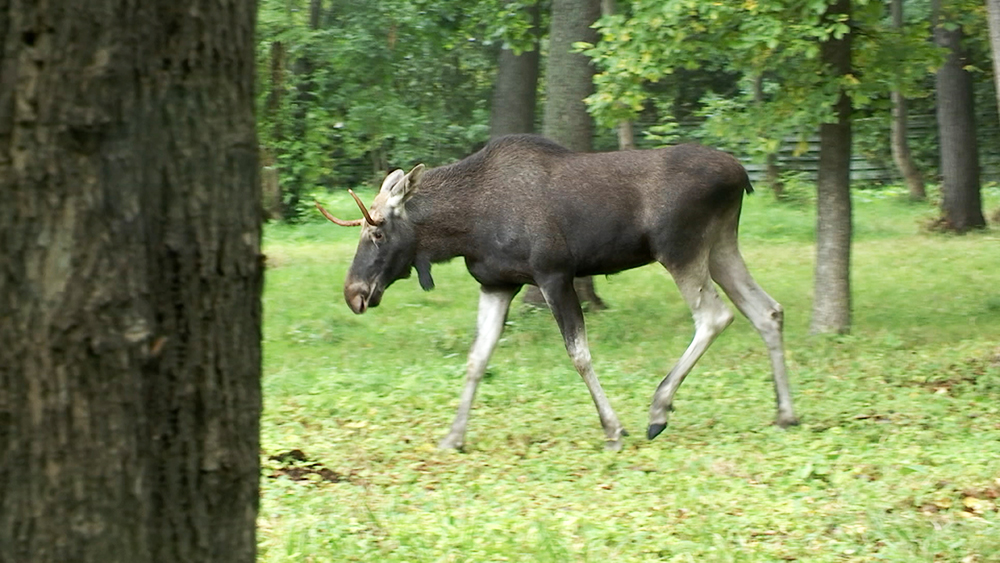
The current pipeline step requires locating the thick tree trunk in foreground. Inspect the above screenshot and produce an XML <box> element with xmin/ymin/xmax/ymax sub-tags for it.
<box><xmin>890</xmin><ymin>0</ymin><xmax>926</xmax><ymax>201</ymax></box>
<box><xmin>0</xmin><ymin>2</ymin><xmax>262</xmax><ymax>562</ymax></box>
<box><xmin>933</xmin><ymin>0</ymin><xmax>985</xmax><ymax>232</ymax></box>
<box><xmin>528</xmin><ymin>0</ymin><xmax>605</xmax><ymax>309</ymax></box>
<box><xmin>811</xmin><ymin>0</ymin><xmax>853</xmax><ymax>334</ymax></box>
<box><xmin>490</xmin><ymin>4</ymin><xmax>540</xmax><ymax>138</ymax></box>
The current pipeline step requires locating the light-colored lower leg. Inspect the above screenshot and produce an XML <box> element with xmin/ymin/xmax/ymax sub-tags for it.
<box><xmin>710</xmin><ymin>243</ymin><xmax>798</xmax><ymax>426</ymax></box>
<box><xmin>438</xmin><ymin>287</ymin><xmax>517</xmax><ymax>450</ymax></box>
<box><xmin>648</xmin><ymin>266</ymin><xmax>734</xmax><ymax>439</ymax></box>
<box><xmin>540</xmin><ymin>283</ymin><xmax>627</xmax><ymax>451</ymax></box>
<box><xmin>567</xmin><ymin>331</ymin><xmax>628</xmax><ymax>450</ymax></box>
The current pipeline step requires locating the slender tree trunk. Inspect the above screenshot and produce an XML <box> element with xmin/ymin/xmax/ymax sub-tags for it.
<box><xmin>0</xmin><ymin>1</ymin><xmax>262</xmax><ymax>562</ymax></box>
<box><xmin>263</xmin><ymin>40</ymin><xmax>286</xmax><ymax>220</ymax></box>
<box><xmin>601</xmin><ymin>0</ymin><xmax>636</xmax><ymax>150</ymax></box>
<box><xmin>753</xmin><ymin>73</ymin><xmax>784</xmax><ymax>198</ymax></box>
<box><xmin>285</xmin><ymin>0</ymin><xmax>324</xmax><ymax>220</ymax></box>
<box><xmin>811</xmin><ymin>0</ymin><xmax>853</xmax><ymax>334</ymax></box>
<box><xmin>987</xmin><ymin>0</ymin><xmax>1000</xmax><ymax>122</ymax></box>
<box><xmin>529</xmin><ymin>0</ymin><xmax>606</xmax><ymax>309</ymax></box>
<box><xmin>523</xmin><ymin>0</ymin><xmax>605</xmax><ymax>308</ymax></box>
<box><xmin>766</xmin><ymin>153</ymin><xmax>783</xmax><ymax>197</ymax></box>
<box><xmin>933</xmin><ymin>0</ymin><xmax>986</xmax><ymax>231</ymax></box>
<box><xmin>890</xmin><ymin>0</ymin><xmax>926</xmax><ymax>200</ymax></box>
<box><xmin>490</xmin><ymin>3</ymin><xmax>541</xmax><ymax>137</ymax></box>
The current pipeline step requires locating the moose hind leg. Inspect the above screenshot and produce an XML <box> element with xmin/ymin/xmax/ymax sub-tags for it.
<box><xmin>709</xmin><ymin>241</ymin><xmax>798</xmax><ymax>428</ymax></box>
<box><xmin>648</xmin><ymin>259</ymin><xmax>734</xmax><ymax>440</ymax></box>
<box><xmin>439</xmin><ymin>286</ymin><xmax>519</xmax><ymax>450</ymax></box>
<box><xmin>539</xmin><ymin>277</ymin><xmax>627</xmax><ymax>451</ymax></box>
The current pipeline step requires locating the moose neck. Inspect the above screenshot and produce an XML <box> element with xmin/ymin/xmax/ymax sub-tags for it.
<box><xmin>405</xmin><ymin>162</ymin><xmax>481</xmax><ymax>266</ymax></box>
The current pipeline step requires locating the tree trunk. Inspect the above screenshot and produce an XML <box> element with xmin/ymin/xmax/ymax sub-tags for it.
<box><xmin>766</xmin><ymin>153</ymin><xmax>784</xmax><ymax>198</ymax></box>
<box><xmin>811</xmin><ymin>0</ymin><xmax>853</xmax><ymax>334</ymax></box>
<box><xmin>753</xmin><ymin>73</ymin><xmax>784</xmax><ymax>198</ymax></box>
<box><xmin>0</xmin><ymin>1</ymin><xmax>262</xmax><ymax>562</ymax></box>
<box><xmin>543</xmin><ymin>0</ymin><xmax>600</xmax><ymax>152</ymax></box>
<box><xmin>490</xmin><ymin>3</ymin><xmax>540</xmax><ymax>137</ymax></box>
<box><xmin>529</xmin><ymin>0</ymin><xmax>606</xmax><ymax>309</ymax></box>
<box><xmin>986</xmin><ymin>0</ymin><xmax>1000</xmax><ymax>122</ymax></box>
<box><xmin>264</xmin><ymin>40</ymin><xmax>286</xmax><ymax>220</ymax></box>
<box><xmin>601</xmin><ymin>0</ymin><xmax>636</xmax><ymax>150</ymax></box>
<box><xmin>890</xmin><ymin>0</ymin><xmax>926</xmax><ymax>200</ymax></box>
<box><xmin>285</xmin><ymin>0</ymin><xmax>325</xmax><ymax>220</ymax></box>
<box><xmin>933</xmin><ymin>0</ymin><xmax>986</xmax><ymax>231</ymax></box>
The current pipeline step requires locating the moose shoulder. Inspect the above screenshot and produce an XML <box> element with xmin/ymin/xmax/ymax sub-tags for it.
<box><xmin>317</xmin><ymin>134</ymin><xmax>799</xmax><ymax>451</ymax></box>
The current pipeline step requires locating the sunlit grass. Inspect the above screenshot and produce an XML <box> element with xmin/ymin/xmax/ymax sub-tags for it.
<box><xmin>259</xmin><ymin>185</ymin><xmax>1000</xmax><ymax>562</ymax></box>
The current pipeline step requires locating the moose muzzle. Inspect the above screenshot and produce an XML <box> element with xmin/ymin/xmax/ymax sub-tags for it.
<box><xmin>344</xmin><ymin>281</ymin><xmax>383</xmax><ymax>314</ymax></box>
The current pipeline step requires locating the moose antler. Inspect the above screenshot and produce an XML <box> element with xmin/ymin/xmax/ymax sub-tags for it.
<box><xmin>315</xmin><ymin>189</ymin><xmax>381</xmax><ymax>227</ymax></box>
<box><xmin>348</xmin><ymin>190</ymin><xmax>380</xmax><ymax>226</ymax></box>
<box><xmin>315</xmin><ymin>202</ymin><xmax>363</xmax><ymax>226</ymax></box>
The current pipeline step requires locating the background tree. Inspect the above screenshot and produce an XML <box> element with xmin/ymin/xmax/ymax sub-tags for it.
<box><xmin>600</xmin><ymin>0</ymin><xmax>637</xmax><ymax>150</ymax></box>
<box><xmin>285</xmin><ymin>0</ymin><xmax>326</xmax><ymax>218</ymax></box>
<box><xmin>811</xmin><ymin>0</ymin><xmax>854</xmax><ymax>334</ymax></box>
<box><xmin>0</xmin><ymin>1</ymin><xmax>262</xmax><ymax>561</ymax></box>
<box><xmin>523</xmin><ymin>0</ymin><xmax>607</xmax><ymax>308</ymax></box>
<box><xmin>989</xmin><ymin>0</ymin><xmax>1000</xmax><ymax>120</ymax></box>
<box><xmin>932</xmin><ymin>0</ymin><xmax>986</xmax><ymax>231</ymax></box>
<box><xmin>490</xmin><ymin>2</ymin><xmax>542</xmax><ymax>137</ymax></box>
<box><xmin>890</xmin><ymin>0</ymin><xmax>927</xmax><ymax>200</ymax></box>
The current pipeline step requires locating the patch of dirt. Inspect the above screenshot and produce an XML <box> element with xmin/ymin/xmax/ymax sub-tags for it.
<box><xmin>266</xmin><ymin>449</ymin><xmax>357</xmax><ymax>485</ymax></box>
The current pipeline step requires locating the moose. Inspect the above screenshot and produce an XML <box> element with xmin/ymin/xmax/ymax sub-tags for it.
<box><xmin>317</xmin><ymin>135</ymin><xmax>798</xmax><ymax>451</ymax></box>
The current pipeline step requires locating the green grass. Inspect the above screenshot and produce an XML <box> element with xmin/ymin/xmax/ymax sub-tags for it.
<box><xmin>259</xmin><ymin>186</ymin><xmax>1000</xmax><ymax>562</ymax></box>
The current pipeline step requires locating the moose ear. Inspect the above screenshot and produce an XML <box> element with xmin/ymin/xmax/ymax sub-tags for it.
<box><xmin>379</xmin><ymin>169</ymin><xmax>406</xmax><ymax>194</ymax></box>
<box><xmin>385</xmin><ymin>164</ymin><xmax>425</xmax><ymax>210</ymax></box>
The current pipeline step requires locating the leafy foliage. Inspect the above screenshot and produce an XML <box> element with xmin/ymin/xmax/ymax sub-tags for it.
<box><xmin>582</xmin><ymin>0</ymin><xmax>945</xmax><ymax>165</ymax></box>
<box><xmin>256</xmin><ymin>0</ymin><xmax>502</xmax><ymax>218</ymax></box>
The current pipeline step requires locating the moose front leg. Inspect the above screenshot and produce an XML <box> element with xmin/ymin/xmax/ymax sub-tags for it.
<box><xmin>439</xmin><ymin>285</ymin><xmax>519</xmax><ymax>450</ymax></box>
<box><xmin>539</xmin><ymin>278</ymin><xmax>628</xmax><ymax>451</ymax></box>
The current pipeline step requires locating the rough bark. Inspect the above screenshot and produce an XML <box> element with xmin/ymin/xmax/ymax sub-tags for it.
<box><xmin>890</xmin><ymin>0</ymin><xmax>926</xmax><ymax>200</ymax></box>
<box><xmin>490</xmin><ymin>4</ymin><xmax>540</xmax><ymax>138</ymax></box>
<box><xmin>542</xmin><ymin>0</ymin><xmax>600</xmax><ymax>152</ymax></box>
<box><xmin>529</xmin><ymin>0</ymin><xmax>606</xmax><ymax>309</ymax></box>
<box><xmin>811</xmin><ymin>0</ymin><xmax>853</xmax><ymax>334</ymax></box>
<box><xmin>987</xmin><ymin>0</ymin><xmax>1000</xmax><ymax>122</ymax></box>
<box><xmin>932</xmin><ymin>0</ymin><xmax>985</xmax><ymax>231</ymax></box>
<box><xmin>0</xmin><ymin>1</ymin><xmax>262</xmax><ymax>562</ymax></box>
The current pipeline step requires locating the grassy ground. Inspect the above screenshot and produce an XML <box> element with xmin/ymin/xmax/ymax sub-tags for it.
<box><xmin>259</xmin><ymin>186</ymin><xmax>1000</xmax><ymax>562</ymax></box>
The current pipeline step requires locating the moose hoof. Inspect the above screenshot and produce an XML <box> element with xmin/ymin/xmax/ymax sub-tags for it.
<box><xmin>437</xmin><ymin>436</ymin><xmax>465</xmax><ymax>451</ymax></box>
<box><xmin>646</xmin><ymin>423</ymin><xmax>667</xmax><ymax>440</ymax></box>
<box><xmin>776</xmin><ymin>415</ymin><xmax>800</xmax><ymax>429</ymax></box>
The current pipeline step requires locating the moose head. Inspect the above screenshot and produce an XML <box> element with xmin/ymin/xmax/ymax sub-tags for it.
<box><xmin>316</xmin><ymin>164</ymin><xmax>425</xmax><ymax>314</ymax></box>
